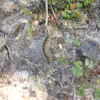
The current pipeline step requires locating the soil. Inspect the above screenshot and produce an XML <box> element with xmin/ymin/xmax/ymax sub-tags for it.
<box><xmin>0</xmin><ymin>0</ymin><xmax>100</xmax><ymax>100</ymax></box>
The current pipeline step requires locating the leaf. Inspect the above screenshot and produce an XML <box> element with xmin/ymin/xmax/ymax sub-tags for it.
<box><xmin>66</xmin><ymin>5</ymin><xmax>69</xmax><ymax>9</ymax></box>
<box><xmin>77</xmin><ymin>42</ymin><xmax>81</xmax><ymax>46</ymax></box>
<box><xmin>67</xmin><ymin>10</ymin><xmax>71</xmax><ymax>13</ymax></box>
<box><xmin>90</xmin><ymin>59</ymin><xmax>93</xmax><ymax>64</ymax></box>
<box><xmin>62</xmin><ymin>12</ymin><xmax>67</xmax><ymax>18</ymax></box>
<box><xmin>77</xmin><ymin>71</ymin><xmax>83</xmax><ymax>77</ymax></box>
<box><xmin>19</xmin><ymin>5</ymin><xmax>32</xmax><ymax>16</ymax></box>
<box><xmin>74</xmin><ymin>40</ymin><xmax>81</xmax><ymax>46</ymax></box>
<box><xmin>74</xmin><ymin>40</ymin><xmax>78</xmax><ymax>44</ymax></box>
<box><xmin>85</xmin><ymin>58</ymin><xmax>90</xmax><ymax>66</ymax></box>
<box><xmin>96</xmin><ymin>88</ymin><xmax>100</xmax><ymax>94</ymax></box>
<box><xmin>76</xmin><ymin>91</ymin><xmax>84</xmax><ymax>96</ymax></box>
<box><xmin>28</xmin><ymin>20</ymin><xmax>35</xmax><ymax>40</ymax></box>
<box><xmin>79</xmin><ymin>61</ymin><xmax>82</xmax><ymax>66</ymax></box>
<box><xmin>54</xmin><ymin>7</ymin><xmax>57</xmax><ymax>12</ymax></box>
<box><xmin>94</xmin><ymin>92</ymin><xmax>99</xmax><ymax>99</ymax></box>
<box><xmin>72</xmin><ymin>67</ymin><xmax>78</xmax><ymax>75</ymax></box>
<box><xmin>76</xmin><ymin>86</ymin><xmax>85</xmax><ymax>96</ymax></box>
<box><xmin>28</xmin><ymin>27</ymin><xmax>33</xmax><ymax>40</ymax></box>
<box><xmin>88</xmin><ymin>63</ymin><xmax>93</xmax><ymax>69</ymax></box>
<box><xmin>76</xmin><ymin>83</ymin><xmax>86</xmax><ymax>96</ymax></box>
<box><xmin>73</xmin><ymin>61</ymin><xmax>78</xmax><ymax>66</ymax></box>
<box><xmin>77</xmin><ymin>66</ymin><xmax>83</xmax><ymax>70</ymax></box>
<box><xmin>66</xmin><ymin>14</ymin><xmax>70</xmax><ymax>19</ymax></box>
<box><xmin>80</xmin><ymin>83</ymin><xmax>86</xmax><ymax>90</ymax></box>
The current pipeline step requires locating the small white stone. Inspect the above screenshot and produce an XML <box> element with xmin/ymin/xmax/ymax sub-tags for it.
<box><xmin>59</xmin><ymin>44</ymin><xmax>63</xmax><ymax>49</ymax></box>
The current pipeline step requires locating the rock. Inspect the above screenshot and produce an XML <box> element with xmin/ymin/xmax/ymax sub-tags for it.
<box><xmin>54</xmin><ymin>53</ymin><xmax>61</xmax><ymax>58</ymax></box>
<box><xmin>67</xmin><ymin>23</ymin><xmax>73</xmax><ymax>29</ymax></box>
<box><xmin>0</xmin><ymin>37</ymin><xmax>6</xmax><ymax>51</ymax></box>
<box><xmin>34</xmin><ymin>20</ymin><xmax>39</xmax><ymax>25</ymax></box>
<box><xmin>76</xmin><ymin>49</ymin><xmax>86</xmax><ymax>63</ymax></box>
<box><xmin>81</xmin><ymin>41</ymin><xmax>100</xmax><ymax>60</ymax></box>
<box><xmin>73</xmin><ymin>24</ymin><xmax>89</xmax><ymax>29</ymax></box>
<box><xmin>74</xmin><ymin>31</ymin><xmax>80</xmax><ymax>36</ymax></box>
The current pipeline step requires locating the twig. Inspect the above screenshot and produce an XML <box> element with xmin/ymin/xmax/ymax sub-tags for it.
<box><xmin>49</xmin><ymin>4</ymin><xmax>61</xmax><ymax>29</ymax></box>
<box><xmin>68</xmin><ymin>92</ymin><xmax>70</xmax><ymax>100</ymax></box>
<box><xmin>45</xmin><ymin>0</ymin><xmax>48</xmax><ymax>27</ymax></box>
<box><xmin>23</xmin><ymin>57</ymin><xmax>49</xmax><ymax>83</ymax></box>
<box><xmin>45</xmin><ymin>0</ymin><xmax>52</xmax><ymax>37</ymax></box>
<box><xmin>36</xmin><ymin>66</ymin><xmax>49</xmax><ymax>83</ymax></box>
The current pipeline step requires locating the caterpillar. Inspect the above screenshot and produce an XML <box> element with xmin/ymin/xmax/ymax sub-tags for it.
<box><xmin>42</xmin><ymin>35</ymin><xmax>53</xmax><ymax>63</ymax></box>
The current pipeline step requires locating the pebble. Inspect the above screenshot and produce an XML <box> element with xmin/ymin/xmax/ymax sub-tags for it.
<box><xmin>67</xmin><ymin>23</ymin><xmax>73</xmax><ymax>29</ymax></box>
<box><xmin>74</xmin><ymin>31</ymin><xmax>80</xmax><ymax>36</ymax></box>
<box><xmin>58</xmin><ymin>44</ymin><xmax>63</xmax><ymax>49</ymax></box>
<box><xmin>73</xmin><ymin>24</ymin><xmax>89</xmax><ymax>29</ymax></box>
<box><xmin>54</xmin><ymin>53</ymin><xmax>61</xmax><ymax>58</ymax></box>
<box><xmin>34</xmin><ymin>20</ymin><xmax>39</xmax><ymax>25</ymax></box>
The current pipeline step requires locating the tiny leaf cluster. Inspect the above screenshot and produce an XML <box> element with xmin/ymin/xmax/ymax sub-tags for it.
<box><xmin>72</xmin><ymin>61</ymin><xmax>83</xmax><ymax>77</ymax></box>
<box><xmin>74</xmin><ymin>40</ymin><xmax>81</xmax><ymax>47</ymax></box>
<box><xmin>49</xmin><ymin>0</ymin><xmax>93</xmax><ymax>20</ymax></box>
<box><xmin>94</xmin><ymin>80</ymin><xmax>100</xmax><ymax>99</ymax></box>
<box><xmin>57</xmin><ymin>57</ymin><xmax>66</xmax><ymax>65</ymax></box>
<box><xmin>19</xmin><ymin>5</ymin><xmax>35</xmax><ymax>41</ymax></box>
<box><xmin>85</xmin><ymin>58</ymin><xmax>94</xmax><ymax>68</ymax></box>
<box><xmin>94</xmin><ymin>88</ymin><xmax>100</xmax><ymax>99</ymax></box>
<box><xmin>76</xmin><ymin>83</ymin><xmax>86</xmax><ymax>96</ymax></box>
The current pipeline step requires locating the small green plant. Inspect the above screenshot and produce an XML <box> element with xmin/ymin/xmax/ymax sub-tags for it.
<box><xmin>85</xmin><ymin>58</ymin><xmax>94</xmax><ymax>69</ymax></box>
<box><xmin>16</xmin><ymin>36</ymin><xmax>23</xmax><ymax>41</ymax></box>
<box><xmin>54</xmin><ymin>7</ymin><xmax>57</xmax><ymax>12</ymax></box>
<box><xmin>19</xmin><ymin>5</ymin><xmax>32</xmax><ymax>16</ymax></box>
<box><xmin>76</xmin><ymin>83</ymin><xmax>86</xmax><ymax>96</ymax></box>
<box><xmin>61</xmin><ymin>0</ymin><xmax>93</xmax><ymax>20</ymax></box>
<box><xmin>77</xmin><ymin>3</ymin><xmax>83</xmax><ymax>10</ymax></box>
<box><xmin>28</xmin><ymin>20</ymin><xmax>35</xmax><ymax>40</ymax></box>
<box><xmin>57</xmin><ymin>57</ymin><xmax>66</xmax><ymax>65</ymax></box>
<box><xmin>94</xmin><ymin>88</ymin><xmax>100</xmax><ymax>99</ymax></box>
<box><xmin>19</xmin><ymin>5</ymin><xmax>35</xmax><ymax>41</ymax></box>
<box><xmin>72</xmin><ymin>61</ymin><xmax>83</xmax><ymax>77</ymax></box>
<box><xmin>48</xmin><ymin>0</ymin><xmax>52</xmax><ymax>4</ymax></box>
<box><xmin>94</xmin><ymin>80</ymin><xmax>100</xmax><ymax>99</ymax></box>
<box><xmin>62</xmin><ymin>11</ymin><xmax>67</xmax><ymax>18</ymax></box>
<box><xmin>61</xmin><ymin>9</ymin><xmax>79</xmax><ymax>20</ymax></box>
<box><xmin>73</xmin><ymin>40</ymin><xmax>81</xmax><ymax>47</ymax></box>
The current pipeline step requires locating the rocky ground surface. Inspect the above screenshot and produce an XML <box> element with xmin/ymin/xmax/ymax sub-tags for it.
<box><xmin>0</xmin><ymin>0</ymin><xmax>100</xmax><ymax>100</ymax></box>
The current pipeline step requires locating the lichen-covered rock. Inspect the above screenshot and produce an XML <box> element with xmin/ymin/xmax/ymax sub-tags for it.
<box><xmin>81</xmin><ymin>41</ymin><xmax>100</xmax><ymax>60</ymax></box>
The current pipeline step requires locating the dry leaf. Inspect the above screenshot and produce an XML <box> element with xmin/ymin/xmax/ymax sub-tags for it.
<box><xmin>70</xmin><ymin>2</ymin><xmax>77</xmax><ymax>10</ymax></box>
